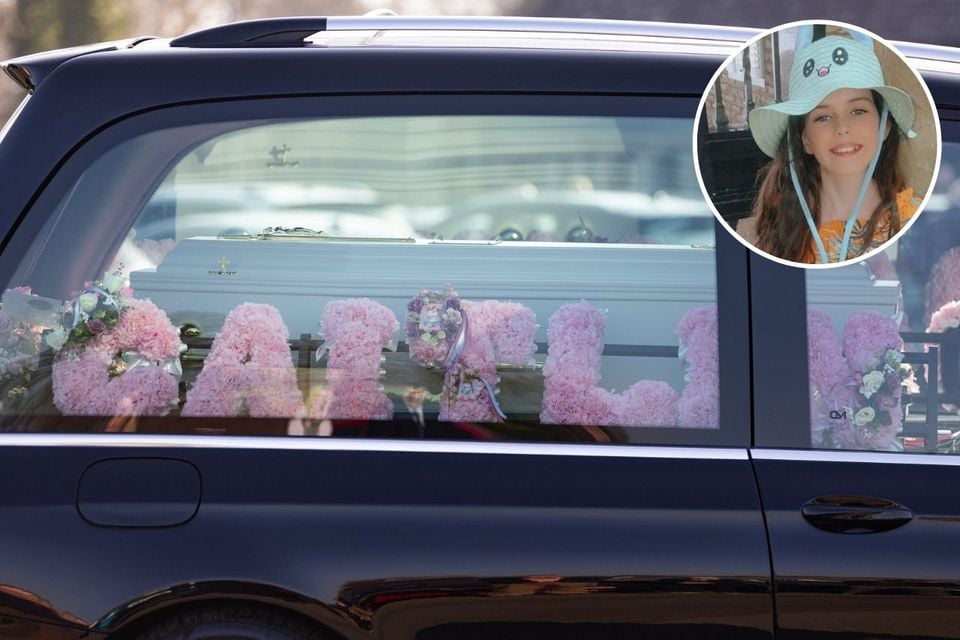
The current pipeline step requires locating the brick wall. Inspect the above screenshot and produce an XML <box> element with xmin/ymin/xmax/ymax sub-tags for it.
<box><xmin>704</xmin><ymin>41</ymin><xmax>777</xmax><ymax>133</ymax></box>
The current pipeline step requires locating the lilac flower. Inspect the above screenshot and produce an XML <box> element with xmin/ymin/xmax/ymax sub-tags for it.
<box><xmin>407</xmin><ymin>298</ymin><xmax>423</xmax><ymax>313</ymax></box>
<box><xmin>885</xmin><ymin>371</ymin><xmax>900</xmax><ymax>392</ymax></box>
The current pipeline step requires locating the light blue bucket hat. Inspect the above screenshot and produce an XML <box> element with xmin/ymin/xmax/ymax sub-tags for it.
<box><xmin>749</xmin><ymin>28</ymin><xmax>916</xmax><ymax>158</ymax></box>
<box><xmin>747</xmin><ymin>26</ymin><xmax>918</xmax><ymax>263</ymax></box>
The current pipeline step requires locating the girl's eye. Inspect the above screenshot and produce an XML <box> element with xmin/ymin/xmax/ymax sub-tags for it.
<box><xmin>813</xmin><ymin>114</ymin><xmax>830</xmax><ymax>123</ymax></box>
<box><xmin>852</xmin><ymin>108</ymin><xmax>868</xmax><ymax>116</ymax></box>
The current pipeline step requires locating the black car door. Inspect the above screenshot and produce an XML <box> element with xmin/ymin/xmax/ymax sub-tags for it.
<box><xmin>751</xmin><ymin>117</ymin><xmax>960</xmax><ymax>640</ymax></box>
<box><xmin>0</xmin><ymin>67</ymin><xmax>774</xmax><ymax>640</ymax></box>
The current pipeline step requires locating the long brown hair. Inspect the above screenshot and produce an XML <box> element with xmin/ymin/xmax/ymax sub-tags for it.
<box><xmin>753</xmin><ymin>91</ymin><xmax>905</xmax><ymax>262</ymax></box>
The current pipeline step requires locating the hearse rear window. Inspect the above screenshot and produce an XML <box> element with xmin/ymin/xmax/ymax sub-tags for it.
<box><xmin>0</xmin><ymin>114</ymin><xmax>723</xmax><ymax>438</ymax></box>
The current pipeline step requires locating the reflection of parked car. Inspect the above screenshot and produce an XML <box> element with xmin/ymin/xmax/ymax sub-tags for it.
<box><xmin>432</xmin><ymin>189</ymin><xmax>714</xmax><ymax>244</ymax></box>
<box><xmin>1</xmin><ymin>15</ymin><xmax>960</xmax><ymax>640</ymax></box>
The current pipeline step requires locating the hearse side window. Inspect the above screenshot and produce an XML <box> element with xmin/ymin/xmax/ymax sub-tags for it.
<box><xmin>0</xmin><ymin>113</ymin><xmax>725</xmax><ymax>440</ymax></box>
<box><xmin>802</xmin><ymin>138</ymin><xmax>959</xmax><ymax>453</ymax></box>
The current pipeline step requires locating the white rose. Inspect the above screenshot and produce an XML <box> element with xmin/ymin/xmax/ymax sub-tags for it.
<box><xmin>78</xmin><ymin>292</ymin><xmax>98</xmax><ymax>313</ymax></box>
<box><xmin>859</xmin><ymin>370</ymin><xmax>885</xmax><ymax>399</ymax></box>
<box><xmin>44</xmin><ymin>328</ymin><xmax>68</xmax><ymax>351</ymax></box>
<box><xmin>102</xmin><ymin>272</ymin><xmax>124</xmax><ymax>294</ymax></box>
<box><xmin>854</xmin><ymin>406</ymin><xmax>876</xmax><ymax>426</ymax></box>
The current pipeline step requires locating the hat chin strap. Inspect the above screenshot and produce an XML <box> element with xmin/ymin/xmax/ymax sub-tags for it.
<box><xmin>788</xmin><ymin>105</ymin><xmax>890</xmax><ymax>264</ymax></box>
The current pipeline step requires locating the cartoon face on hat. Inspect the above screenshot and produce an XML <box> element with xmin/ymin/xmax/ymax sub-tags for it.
<box><xmin>748</xmin><ymin>27</ymin><xmax>916</xmax><ymax>157</ymax></box>
<box><xmin>800</xmin><ymin>41</ymin><xmax>851</xmax><ymax>79</ymax></box>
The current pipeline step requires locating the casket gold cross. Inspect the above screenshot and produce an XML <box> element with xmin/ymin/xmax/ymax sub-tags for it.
<box><xmin>209</xmin><ymin>256</ymin><xmax>239</xmax><ymax>276</ymax></box>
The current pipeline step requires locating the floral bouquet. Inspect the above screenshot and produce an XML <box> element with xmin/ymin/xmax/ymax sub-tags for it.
<box><xmin>844</xmin><ymin>348</ymin><xmax>911</xmax><ymax>437</ymax></box>
<box><xmin>405</xmin><ymin>286</ymin><xmax>463</xmax><ymax>367</ymax></box>
<box><xmin>815</xmin><ymin>311</ymin><xmax>908</xmax><ymax>451</ymax></box>
<box><xmin>46</xmin><ymin>269</ymin><xmax>128</xmax><ymax>357</ymax></box>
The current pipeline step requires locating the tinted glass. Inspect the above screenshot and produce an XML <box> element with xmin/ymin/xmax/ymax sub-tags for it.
<box><xmin>1</xmin><ymin>113</ymin><xmax>723</xmax><ymax>439</ymax></box>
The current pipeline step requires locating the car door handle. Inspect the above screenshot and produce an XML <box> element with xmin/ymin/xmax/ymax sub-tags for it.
<box><xmin>801</xmin><ymin>495</ymin><xmax>913</xmax><ymax>534</ymax></box>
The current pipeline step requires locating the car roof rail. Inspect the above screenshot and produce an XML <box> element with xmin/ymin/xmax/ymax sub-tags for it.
<box><xmin>1</xmin><ymin>37</ymin><xmax>154</xmax><ymax>92</ymax></box>
<box><xmin>170</xmin><ymin>17</ymin><xmax>329</xmax><ymax>47</ymax></box>
<box><xmin>169</xmin><ymin>16</ymin><xmax>758</xmax><ymax>48</ymax></box>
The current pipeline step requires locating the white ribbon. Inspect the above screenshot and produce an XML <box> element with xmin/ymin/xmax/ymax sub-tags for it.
<box><xmin>121</xmin><ymin>347</ymin><xmax>184</xmax><ymax>379</ymax></box>
<box><xmin>443</xmin><ymin>310</ymin><xmax>507</xmax><ymax>421</ymax></box>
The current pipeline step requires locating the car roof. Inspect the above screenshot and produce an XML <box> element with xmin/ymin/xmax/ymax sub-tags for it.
<box><xmin>167</xmin><ymin>16</ymin><xmax>759</xmax><ymax>51</ymax></box>
<box><xmin>5</xmin><ymin>16</ymin><xmax>960</xmax><ymax>93</ymax></box>
<box><xmin>1</xmin><ymin>17</ymin><xmax>750</xmax><ymax>91</ymax></box>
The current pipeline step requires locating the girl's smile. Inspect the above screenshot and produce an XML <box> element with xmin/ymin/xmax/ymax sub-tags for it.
<box><xmin>830</xmin><ymin>143</ymin><xmax>863</xmax><ymax>156</ymax></box>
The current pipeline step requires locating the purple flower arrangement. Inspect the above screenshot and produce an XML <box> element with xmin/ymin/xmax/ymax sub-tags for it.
<box><xmin>405</xmin><ymin>287</ymin><xmax>464</xmax><ymax>367</ymax></box>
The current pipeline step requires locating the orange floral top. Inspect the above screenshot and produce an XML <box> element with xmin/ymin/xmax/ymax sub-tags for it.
<box><xmin>801</xmin><ymin>188</ymin><xmax>921</xmax><ymax>263</ymax></box>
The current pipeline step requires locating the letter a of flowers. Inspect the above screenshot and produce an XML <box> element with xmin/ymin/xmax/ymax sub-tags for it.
<box><xmin>182</xmin><ymin>303</ymin><xmax>304</xmax><ymax>418</ymax></box>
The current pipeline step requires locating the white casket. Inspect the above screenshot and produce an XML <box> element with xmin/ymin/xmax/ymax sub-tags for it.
<box><xmin>130</xmin><ymin>238</ymin><xmax>899</xmax><ymax>393</ymax></box>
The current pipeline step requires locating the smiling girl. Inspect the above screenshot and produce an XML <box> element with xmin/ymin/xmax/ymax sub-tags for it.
<box><xmin>742</xmin><ymin>27</ymin><xmax>920</xmax><ymax>264</ymax></box>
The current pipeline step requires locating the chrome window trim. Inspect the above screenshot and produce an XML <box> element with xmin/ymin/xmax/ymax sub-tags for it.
<box><xmin>323</xmin><ymin>16</ymin><xmax>758</xmax><ymax>42</ymax></box>
<box><xmin>0</xmin><ymin>434</ymin><xmax>747</xmax><ymax>459</ymax></box>
<box><xmin>752</xmin><ymin>448</ymin><xmax>960</xmax><ymax>466</ymax></box>
<box><xmin>0</xmin><ymin>95</ymin><xmax>30</xmax><ymax>145</ymax></box>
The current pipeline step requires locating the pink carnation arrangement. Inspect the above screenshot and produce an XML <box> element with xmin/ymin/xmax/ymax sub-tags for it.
<box><xmin>314</xmin><ymin>298</ymin><xmax>397</xmax><ymax>421</ymax></box>
<box><xmin>52</xmin><ymin>296</ymin><xmax>183</xmax><ymax>416</ymax></box>
<box><xmin>675</xmin><ymin>306</ymin><xmax>720</xmax><ymax>428</ymax></box>
<box><xmin>809</xmin><ymin>310</ymin><xmax>907</xmax><ymax>451</ymax></box>
<box><xmin>439</xmin><ymin>299</ymin><xmax>537</xmax><ymax>422</ymax></box>
<box><xmin>541</xmin><ymin>301</ymin><xmax>679</xmax><ymax>427</ymax></box>
<box><xmin>928</xmin><ymin>300</ymin><xmax>960</xmax><ymax>333</ymax></box>
<box><xmin>182</xmin><ymin>303</ymin><xmax>304</xmax><ymax>418</ymax></box>
<box><xmin>926</xmin><ymin>247</ymin><xmax>960</xmax><ymax>327</ymax></box>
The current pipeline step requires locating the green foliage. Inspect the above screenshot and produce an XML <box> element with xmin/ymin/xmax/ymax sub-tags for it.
<box><xmin>10</xmin><ymin>0</ymin><xmax>132</xmax><ymax>56</ymax></box>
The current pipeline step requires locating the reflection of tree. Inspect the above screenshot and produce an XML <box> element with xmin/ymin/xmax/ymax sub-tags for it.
<box><xmin>0</xmin><ymin>0</ymin><xmax>525</xmax><ymax>127</ymax></box>
<box><xmin>10</xmin><ymin>0</ymin><xmax>126</xmax><ymax>56</ymax></box>
<box><xmin>0</xmin><ymin>582</ymin><xmax>87</xmax><ymax>627</ymax></box>
<box><xmin>514</xmin><ymin>0</ymin><xmax>960</xmax><ymax>48</ymax></box>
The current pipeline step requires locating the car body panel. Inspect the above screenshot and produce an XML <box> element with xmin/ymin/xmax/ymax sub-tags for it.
<box><xmin>0</xmin><ymin>16</ymin><xmax>959</xmax><ymax>640</ymax></box>
<box><xmin>0</xmin><ymin>442</ymin><xmax>772</xmax><ymax>639</ymax></box>
<box><xmin>753</xmin><ymin>451</ymin><xmax>960</xmax><ymax>640</ymax></box>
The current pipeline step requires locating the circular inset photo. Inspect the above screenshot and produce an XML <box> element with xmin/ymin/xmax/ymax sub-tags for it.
<box><xmin>694</xmin><ymin>21</ymin><xmax>941</xmax><ymax>267</ymax></box>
